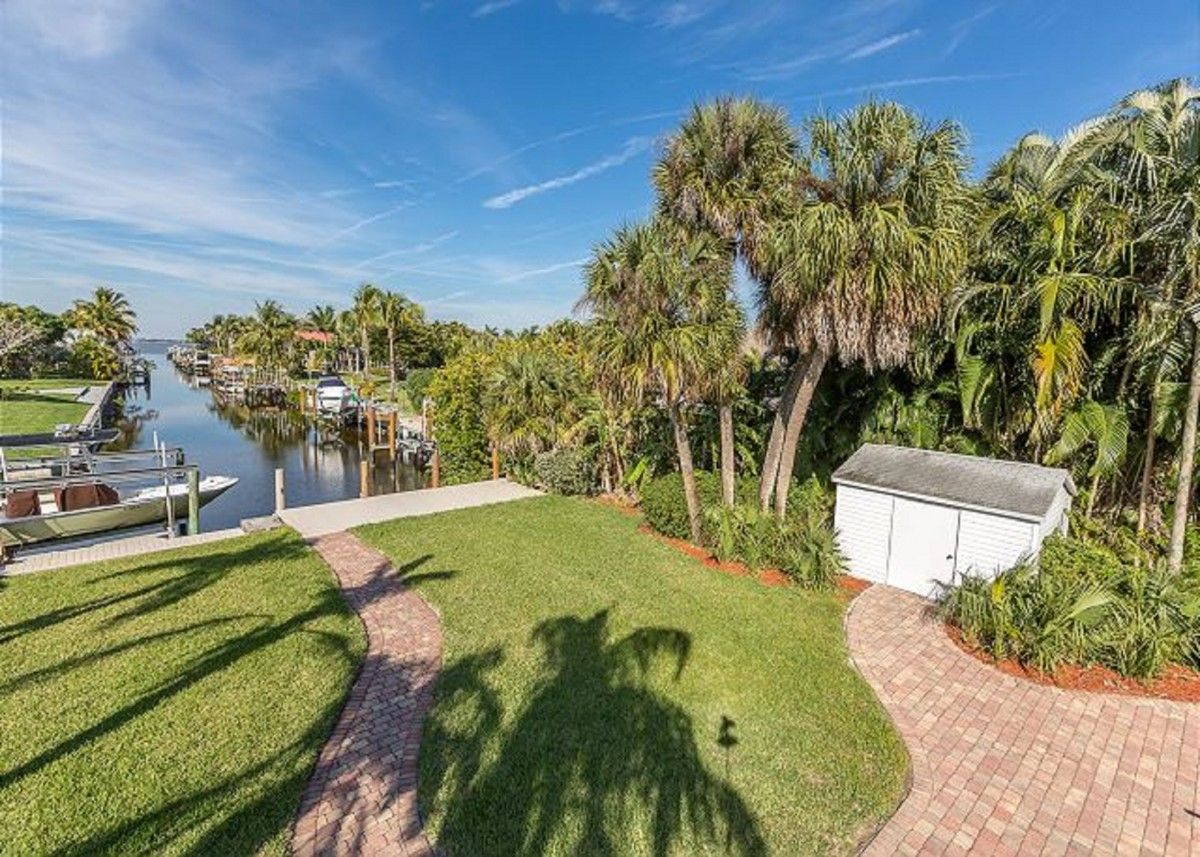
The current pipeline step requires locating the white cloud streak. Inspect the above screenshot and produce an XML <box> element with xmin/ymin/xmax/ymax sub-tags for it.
<box><xmin>483</xmin><ymin>137</ymin><xmax>652</xmax><ymax>209</ymax></box>
<box><xmin>843</xmin><ymin>29</ymin><xmax>920</xmax><ymax>61</ymax></box>
<box><xmin>472</xmin><ymin>0</ymin><xmax>520</xmax><ymax>17</ymax></box>
<box><xmin>498</xmin><ymin>257</ymin><xmax>588</xmax><ymax>283</ymax></box>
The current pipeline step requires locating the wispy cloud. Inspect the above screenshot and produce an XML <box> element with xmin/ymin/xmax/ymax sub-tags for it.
<box><xmin>354</xmin><ymin>231</ymin><xmax>460</xmax><ymax>268</ymax></box>
<box><xmin>945</xmin><ymin>6</ymin><xmax>996</xmax><ymax>55</ymax></box>
<box><xmin>472</xmin><ymin>0</ymin><xmax>520</xmax><ymax>18</ymax></box>
<box><xmin>457</xmin><ymin>125</ymin><xmax>596</xmax><ymax>183</ymax></box>
<box><xmin>843</xmin><ymin>29</ymin><xmax>920</xmax><ymax>61</ymax></box>
<box><xmin>794</xmin><ymin>72</ymin><xmax>1022</xmax><ymax>101</ymax></box>
<box><xmin>306</xmin><ymin>204</ymin><xmax>413</xmax><ymax>253</ymax></box>
<box><xmin>558</xmin><ymin>0</ymin><xmax>718</xmax><ymax>29</ymax></box>
<box><xmin>373</xmin><ymin>179</ymin><xmax>417</xmax><ymax>189</ymax></box>
<box><xmin>483</xmin><ymin>136</ymin><xmax>652</xmax><ymax>209</ymax></box>
<box><xmin>498</xmin><ymin>257</ymin><xmax>588</xmax><ymax>282</ymax></box>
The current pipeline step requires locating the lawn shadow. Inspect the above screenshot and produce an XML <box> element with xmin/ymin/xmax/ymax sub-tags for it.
<box><xmin>0</xmin><ymin>538</ymin><xmax>310</xmax><ymax>645</ymax></box>
<box><xmin>428</xmin><ymin>609</ymin><xmax>767</xmax><ymax>857</ymax></box>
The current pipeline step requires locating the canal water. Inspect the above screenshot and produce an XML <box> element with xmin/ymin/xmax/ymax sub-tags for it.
<box><xmin>108</xmin><ymin>345</ymin><xmax>425</xmax><ymax>533</ymax></box>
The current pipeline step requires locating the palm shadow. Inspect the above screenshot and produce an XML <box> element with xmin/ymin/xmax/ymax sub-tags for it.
<box><xmin>429</xmin><ymin>609</ymin><xmax>767</xmax><ymax>857</ymax></box>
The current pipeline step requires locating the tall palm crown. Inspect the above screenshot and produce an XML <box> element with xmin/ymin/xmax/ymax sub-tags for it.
<box><xmin>68</xmin><ymin>286</ymin><xmax>137</xmax><ymax>346</ymax></box>
<box><xmin>654</xmin><ymin>98</ymin><xmax>796</xmax><ymax>278</ymax></box>
<box><xmin>580</xmin><ymin>220</ymin><xmax>735</xmax><ymax>405</ymax></box>
<box><xmin>759</xmin><ymin>101</ymin><xmax>974</xmax><ymax>370</ymax></box>
<box><xmin>238</xmin><ymin>299</ymin><xmax>297</xmax><ymax>370</ymax></box>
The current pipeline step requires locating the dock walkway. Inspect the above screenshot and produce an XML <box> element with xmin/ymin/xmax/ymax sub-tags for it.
<box><xmin>279</xmin><ymin>479</ymin><xmax>541</xmax><ymax>538</ymax></box>
<box><xmin>1</xmin><ymin>527</ymin><xmax>244</xmax><ymax>576</ymax></box>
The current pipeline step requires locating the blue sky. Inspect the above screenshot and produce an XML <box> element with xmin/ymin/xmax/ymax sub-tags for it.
<box><xmin>2</xmin><ymin>0</ymin><xmax>1197</xmax><ymax>337</ymax></box>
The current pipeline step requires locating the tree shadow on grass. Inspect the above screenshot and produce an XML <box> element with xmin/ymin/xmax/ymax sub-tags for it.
<box><xmin>428</xmin><ymin>610</ymin><xmax>767</xmax><ymax>857</ymax></box>
<box><xmin>0</xmin><ymin>538</ymin><xmax>310</xmax><ymax>644</ymax></box>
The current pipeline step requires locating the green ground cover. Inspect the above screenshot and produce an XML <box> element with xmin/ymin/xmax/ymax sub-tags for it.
<box><xmin>0</xmin><ymin>391</ymin><xmax>91</xmax><ymax>436</ymax></box>
<box><xmin>358</xmin><ymin>496</ymin><xmax>906</xmax><ymax>856</ymax></box>
<box><xmin>0</xmin><ymin>530</ymin><xmax>366</xmax><ymax>855</ymax></box>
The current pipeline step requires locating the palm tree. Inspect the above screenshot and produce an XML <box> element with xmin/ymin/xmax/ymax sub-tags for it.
<box><xmin>238</xmin><ymin>300</ymin><xmax>297</xmax><ymax>375</ymax></box>
<box><xmin>581</xmin><ymin>218</ymin><xmax>735</xmax><ymax>543</ymax></box>
<box><xmin>351</xmin><ymin>283</ymin><xmax>381</xmax><ymax>374</ymax></box>
<box><xmin>67</xmin><ymin>286</ymin><xmax>137</xmax><ymax>347</ymax></box>
<box><xmin>306</xmin><ymin>304</ymin><xmax>337</xmax><ymax>333</ymax></box>
<box><xmin>1046</xmin><ymin>399</ymin><xmax>1130</xmax><ymax>516</ymax></box>
<box><xmin>378</xmin><ymin>290</ymin><xmax>419</xmax><ymax>402</ymax></box>
<box><xmin>659</xmin><ymin>100</ymin><xmax>973</xmax><ymax>517</ymax></box>
<box><xmin>1096</xmin><ymin>78</ymin><xmax>1200</xmax><ymax>570</ymax></box>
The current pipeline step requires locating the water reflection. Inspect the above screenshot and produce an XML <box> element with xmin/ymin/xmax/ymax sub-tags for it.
<box><xmin>109</xmin><ymin>346</ymin><xmax>426</xmax><ymax>532</ymax></box>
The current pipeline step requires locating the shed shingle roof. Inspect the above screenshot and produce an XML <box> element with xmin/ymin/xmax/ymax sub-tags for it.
<box><xmin>832</xmin><ymin>444</ymin><xmax>1076</xmax><ymax>521</ymax></box>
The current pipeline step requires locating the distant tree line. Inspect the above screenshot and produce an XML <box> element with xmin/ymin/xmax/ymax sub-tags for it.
<box><xmin>1</xmin><ymin>286</ymin><xmax>138</xmax><ymax>379</ymax></box>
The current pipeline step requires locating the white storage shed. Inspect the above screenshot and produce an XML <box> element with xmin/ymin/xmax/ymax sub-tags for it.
<box><xmin>832</xmin><ymin>444</ymin><xmax>1076</xmax><ymax>598</ymax></box>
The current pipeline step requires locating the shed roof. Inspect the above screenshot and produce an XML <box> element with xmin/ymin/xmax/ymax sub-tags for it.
<box><xmin>832</xmin><ymin>444</ymin><xmax>1076</xmax><ymax>521</ymax></box>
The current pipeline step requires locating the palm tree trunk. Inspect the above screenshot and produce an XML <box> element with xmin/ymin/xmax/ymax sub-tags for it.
<box><xmin>773</xmin><ymin>349</ymin><xmax>829</xmax><ymax>519</ymax></box>
<box><xmin>759</xmin><ymin>355</ymin><xmax>809</xmax><ymax>510</ymax></box>
<box><xmin>670</xmin><ymin>401</ymin><xmax>703</xmax><ymax>544</ymax></box>
<box><xmin>388</xmin><ymin>329</ymin><xmax>397</xmax><ymax>402</ymax></box>
<box><xmin>1168</xmin><ymin>326</ymin><xmax>1200</xmax><ymax>573</ymax></box>
<box><xmin>1138</xmin><ymin>378</ymin><xmax>1159</xmax><ymax>533</ymax></box>
<box><xmin>1086</xmin><ymin>468</ymin><xmax>1100</xmax><ymax>518</ymax></box>
<box><xmin>719</xmin><ymin>403</ymin><xmax>735</xmax><ymax>506</ymax></box>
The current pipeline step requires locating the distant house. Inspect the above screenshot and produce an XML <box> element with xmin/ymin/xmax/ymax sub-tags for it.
<box><xmin>295</xmin><ymin>330</ymin><xmax>334</xmax><ymax>345</ymax></box>
<box><xmin>832</xmin><ymin>444</ymin><xmax>1076</xmax><ymax>598</ymax></box>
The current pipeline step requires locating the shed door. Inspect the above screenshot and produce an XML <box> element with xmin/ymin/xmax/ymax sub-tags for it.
<box><xmin>886</xmin><ymin>498</ymin><xmax>959</xmax><ymax>598</ymax></box>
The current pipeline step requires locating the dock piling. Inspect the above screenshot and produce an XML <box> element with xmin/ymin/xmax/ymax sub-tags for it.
<box><xmin>187</xmin><ymin>469</ymin><xmax>200</xmax><ymax>535</ymax></box>
<box><xmin>388</xmin><ymin>411</ymin><xmax>397</xmax><ymax>461</ymax></box>
<box><xmin>359</xmin><ymin>460</ymin><xmax>370</xmax><ymax>498</ymax></box>
<box><xmin>275</xmin><ymin>468</ymin><xmax>286</xmax><ymax>513</ymax></box>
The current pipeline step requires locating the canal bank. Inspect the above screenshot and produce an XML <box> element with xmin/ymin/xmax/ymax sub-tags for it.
<box><xmin>117</xmin><ymin>344</ymin><xmax>428</xmax><ymax>532</ymax></box>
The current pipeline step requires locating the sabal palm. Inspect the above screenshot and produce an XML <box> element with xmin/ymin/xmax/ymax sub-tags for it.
<box><xmin>784</xmin><ymin>103</ymin><xmax>971</xmax><ymax>512</ymax></box>
<box><xmin>68</xmin><ymin>286</ymin><xmax>137</xmax><ymax>346</ymax></box>
<box><xmin>351</xmin><ymin>283</ymin><xmax>382</xmax><ymax>374</ymax></box>
<box><xmin>581</xmin><ymin>218</ymin><xmax>735</xmax><ymax>542</ymax></box>
<box><xmin>377</xmin><ymin>291</ymin><xmax>419</xmax><ymax>401</ymax></box>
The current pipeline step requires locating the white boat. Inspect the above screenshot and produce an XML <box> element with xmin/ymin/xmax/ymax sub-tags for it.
<box><xmin>315</xmin><ymin>375</ymin><xmax>357</xmax><ymax>417</ymax></box>
<box><xmin>0</xmin><ymin>476</ymin><xmax>238</xmax><ymax>549</ymax></box>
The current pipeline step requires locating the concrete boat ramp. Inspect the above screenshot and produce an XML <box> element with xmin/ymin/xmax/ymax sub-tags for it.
<box><xmin>2</xmin><ymin>480</ymin><xmax>541</xmax><ymax>575</ymax></box>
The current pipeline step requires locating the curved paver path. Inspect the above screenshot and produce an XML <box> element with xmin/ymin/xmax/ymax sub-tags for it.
<box><xmin>292</xmin><ymin>531</ymin><xmax>442</xmax><ymax>856</ymax></box>
<box><xmin>848</xmin><ymin>585</ymin><xmax>1200</xmax><ymax>856</ymax></box>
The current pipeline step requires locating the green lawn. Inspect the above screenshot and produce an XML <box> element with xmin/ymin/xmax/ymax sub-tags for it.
<box><xmin>358</xmin><ymin>496</ymin><xmax>906</xmax><ymax>856</ymax></box>
<box><xmin>0</xmin><ymin>530</ymin><xmax>366</xmax><ymax>855</ymax></box>
<box><xmin>0</xmin><ymin>378</ymin><xmax>104</xmax><ymax>391</ymax></box>
<box><xmin>0</xmin><ymin>390</ymin><xmax>91</xmax><ymax>435</ymax></box>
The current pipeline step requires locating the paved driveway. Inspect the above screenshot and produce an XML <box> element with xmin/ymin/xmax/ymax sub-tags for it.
<box><xmin>847</xmin><ymin>585</ymin><xmax>1200</xmax><ymax>856</ymax></box>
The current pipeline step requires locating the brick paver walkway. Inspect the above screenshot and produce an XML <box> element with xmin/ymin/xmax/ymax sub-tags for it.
<box><xmin>847</xmin><ymin>585</ymin><xmax>1200</xmax><ymax>856</ymax></box>
<box><xmin>292</xmin><ymin>531</ymin><xmax>442</xmax><ymax>856</ymax></box>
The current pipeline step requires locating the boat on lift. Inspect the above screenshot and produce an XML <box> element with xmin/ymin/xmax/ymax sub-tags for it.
<box><xmin>314</xmin><ymin>375</ymin><xmax>358</xmax><ymax>419</ymax></box>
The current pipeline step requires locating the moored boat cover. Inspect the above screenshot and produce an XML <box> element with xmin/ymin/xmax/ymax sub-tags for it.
<box><xmin>55</xmin><ymin>483</ymin><xmax>120</xmax><ymax>512</ymax></box>
<box><xmin>5</xmin><ymin>489</ymin><xmax>41</xmax><ymax>518</ymax></box>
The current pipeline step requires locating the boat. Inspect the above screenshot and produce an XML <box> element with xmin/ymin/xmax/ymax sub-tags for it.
<box><xmin>193</xmin><ymin>350</ymin><xmax>212</xmax><ymax>384</ymax></box>
<box><xmin>314</xmin><ymin>375</ymin><xmax>357</xmax><ymax>418</ymax></box>
<box><xmin>0</xmin><ymin>475</ymin><xmax>239</xmax><ymax>549</ymax></box>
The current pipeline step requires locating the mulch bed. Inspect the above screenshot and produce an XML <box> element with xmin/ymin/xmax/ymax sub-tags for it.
<box><xmin>636</xmin><ymin>522</ymin><xmax>867</xmax><ymax>601</ymax></box>
<box><xmin>945</xmin><ymin>624</ymin><xmax>1200</xmax><ymax>703</ymax></box>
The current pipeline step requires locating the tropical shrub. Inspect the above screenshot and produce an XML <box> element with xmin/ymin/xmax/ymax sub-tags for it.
<box><xmin>428</xmin><ymin>351</ymin><xmax>492</xmax><ymax>484</ymax></box>
<box><xmin>640</xmin><ymin>471</ymin><xmax>724</xmax><ymax>541</ymax></box>
<box><xmin>405</xmin><ymin>367</ymin><xmax>436</xmax><ymax>409</ymax></box>
<box><xmin>940</xmin><ymin>533</ymin><xmax>1200</xmax><ymax>678</ymax></box>
<box><xmin>533</xmin><ymin>448</ymin><xmax>596</xmax><ymax>495</ymax></box>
